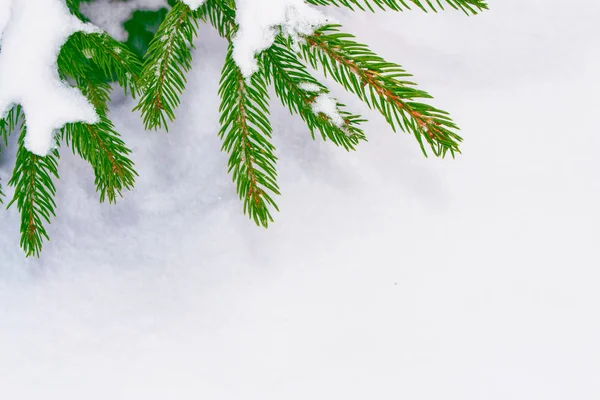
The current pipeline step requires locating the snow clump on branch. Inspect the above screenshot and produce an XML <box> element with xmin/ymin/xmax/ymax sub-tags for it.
<box><xmin>0</xmin><ymin>0</ymin><xmax>100</xmax><ymax>156</ymax></box>
<box><xmin>182</xmin><ymin>0</ymin><xmax>331</xmax><ymax>77</ymax></box>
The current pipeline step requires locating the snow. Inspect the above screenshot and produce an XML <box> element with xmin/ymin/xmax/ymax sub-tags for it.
<box><xmin>232</xmin><ymin>0</ymin><xmax>331</xmax><ymax>77</ymax></box>
<box><xmin>80</xmin><ymin>0</ymin><xmax>168</xmax><ymax>41</ymax></box>
<box><xmin>311</xmin><ymin>93</ymin><xmax>345</xmax><ymax>126</ymax></box>
<box><xmin>299</xmin><ymin>82</ymin><xmax>345</xmax><ymax>126</ymax></box>
<box><xmin>298</xmin><ymin>81</ymin><xmax>322</xmax><ymax>92</ymax></box>
<box><xmin>1</xmin><ymin>0</ymin><xmax>600</xmax><ymax>399</ymax></box>
<box><xmin>0</xmin><ymin>0</ymin><xmax>99</xmax><ymax>156</ymax></box>
<box><xmin>180</xmin><ymin>0</ymin><xmax>206</xmax><ymax>10</ymax></box>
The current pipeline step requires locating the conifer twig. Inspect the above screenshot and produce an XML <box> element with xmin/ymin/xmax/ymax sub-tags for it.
<box><xmin>0</xmin><ymin>106</ymin><xmax>23</xmax><ymax>203</ymax></box>
<box><xmin>306</xmin><ymin>0</ymin><xmax>487</xmax><ymax>14</ymax></box>
<box><xmin>296</xmin><ymin>24</ymin><xmax>462</xmax><ymax>157</ymax></box>
<box><xmin>58</xmin><ymin>34</ymin><xmax>139</xmax><ymax>205</ymax></box>
<box><xmin>262</xmin><ymin>38</ymin><xmax>367</xmax><ymax>151</ymax></box>
<box><xmin>219</xmin><ymin>45</ymin><xmax>280</xmax><ymax>227</ymax></box>
<box><xmin>7</xmin><ymin>126</ymin><xmax>60</xmax><ymax>258</ymax></box>
<box><xmin>134</xmin><ymin>2</ymin><xmax>199</xmax><ymax>131</ymax></box>
<box><xmin>60</xmin><ymin>32</ymin><xmax>143</xmax><ymax>97</ymax></box>
<box><xmin>60</xmin><ymin>116</ymin><xmax>138</xmax><ymax>204</ymax></box>
<box><xmin>200</xmin><ymin>0</ymin><xmax>367</xmax><ymax>151</ymax></box>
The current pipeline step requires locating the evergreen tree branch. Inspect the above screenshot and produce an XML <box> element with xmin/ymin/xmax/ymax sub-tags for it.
<box><xmin>60</xmin><ymin>116</ymin><xmax>137</xmax><ymax>204</ymax></box>
<box><xmin>262</xmin><ymin>38</ymin><xmax>367</xmax><ymax>151</ymax></box>
<box><xmin>0</xmin><ymin>105</ymin><xmax>22</xmax><ymax>149</ymax></box>
<box><xmin>295</xmin><ymin>24</ymin><xmax>462</xmax><ymax>157</ymax></box>
<box><xmin>305</xmin><ymin>0</ymin><xmax>487</xmax><ymax>14</ymax></box>
<box><xmin>57</xmin><ymin>36</ymin><xmax>138</xmax><ymax>205</ymax></box>
<box><xmin>0</xmin><ymin>106</ymin><xmax>24</xmax><ymax>203</ymax></box>
<box><xmin>6</xmin><ymin>126</ymin><xmax>60</xmax><ymax>258</ymax></box>
<box><xmin>200</xmin><ymin>0</ymin><xmax>367</xmax><ymax>151</ymax></box>
<box><xmin>75</xmin><ymin>75</ymin><xmax>112</xmax><ymax>114</ymax></box>
<box><xmin>134</xmin><ymin>2</ymin><xmax>199</xmax><ymax>131</ymax></box>
<box><xmin>195</xmin><ymin>0</ymin><xmax>236</xmax><ymax>38</ymax></box>
<box><xmin>219</xmin><ymin>45</ymin><xmax>280</xmax><ymax>227</ymax></box>
<box><xmin>60</xmin><ymin>32</ymin><xmax>143</xmax><ymax>97</ymax></box>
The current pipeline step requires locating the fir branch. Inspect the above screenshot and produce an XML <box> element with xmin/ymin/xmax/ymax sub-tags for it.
<box><xmin>60</xmin><ymin>116</ymin><xmax>137</xmax><ymax>204</ymax></box>
<box><xmin>75</xmin><ymin>75</ymin><xmax>112</xmax><ymax>114</ymax></box>
<box><xmin>262</xmin><ymin>38</ymin><xmax>367</xmax><ymax>151</ymax></box>
<box><xmin>134</xmin><ymin>2</ymin><xmax>199</xmax><ymax>131</ymax></box>
<box><xmin>57</xmin><ymin>36</ymin><xmax>138</xmax><ymax>205</ymax></box>
<box><xmin>219</xmin><ymin>45</ymin><xmax>280</xmax><ymax>227</ymax></box>
<box><xmin>60</xmin><ymin>32</ymin><xmax>143</xmax><ymax>96</ymax></box>
<box><xmin>200</xmin><ymin>1</ymin><xmax>367</xmax><ymax>151</ymax></box>
<box><xmin>195</xmin><ymin>0</ymin><xmax>236</xmax><ymax>38</ymax></box>
<box><xmin>295</xmin><ymin>24</ymin><xmax>462</xmax><ymax>157</ymax></box>
<box><xmin>6</xmin><ymin>126</ymin><xmax>60</xmax><ymax>258</ymax></box>
<box><xmin>0</xmin><ymin>105</ymin><xmax>22</xmax><ymax>149</ymax></box>
<box><xmin>0</xmin><ymin>106</ymin><xmax>24</xmax><ymax>203</ymax></box>
<box><xmin>305</xmin><ymin>0</ymin><xmax>488</xmax><ymax>14</ymax></box>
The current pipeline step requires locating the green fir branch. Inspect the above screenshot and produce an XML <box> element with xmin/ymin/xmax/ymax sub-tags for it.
<box><xmin>67</xmin><ymin>0</ymin><xmax>143</xmax><ymax>93</ymax></box>
<box><xmin>262</xmin><ymin>38</ymin><xmax>367</xmax><ymax>151</ymax></box>
<box><xmin>61</xmin><ymin>32</ymin><xmax>143</xmax><ymax>96</ymax></box>
<box><xmin>200</xmin><ymin>0</ymin><xmax>367</xmax><ymax>151</ymax></box>
<box><xmin>295</xmin><ymin>24</ymin><xmax>462</xmax><ymax>157</ymax></box>
<box><xmin>75</xmin><ymin>75</ymin><xmax>112</xmax><ymax>114</ymax></box>
<box><xmin>305</xmin><ymin>0</ymin><xmax>487</xmax><ymax>14</ymax></box>
<box><xmin>219</xmin><ymin>45</ymin><xmax>280</xmax><ymax>227</ymax></box>
<box><xmin>7</xmin><ymin>126</ymin><xmax>60</xmax><ymax>258</ymax></box>
<box><xmin>195</xmin><ymin>0</ymin><xmax>236</xmax><ymax>38</ymax></box>
<box><xmin>0</xmin><ymin>106</ymin><xmax>24</xmax><ymax>203</ymax></box>
<box><xmin>57</xmin><ymin>35</ymin><xmax>138</xmax><ymax>205</ymax></box>
<box><xmin>0</xmin><ymin>105</ymin><xmax>22</xmax><ymax>149</ymax></box>
<box><xmin>60</xmin><ymin>116</ymin><xmax>138</xmax><ymax>204</ymax></box>
<box><xmin>134</xmin><ymin>2</ymin><xmax>199</xmax><ymax>131</ymax></box>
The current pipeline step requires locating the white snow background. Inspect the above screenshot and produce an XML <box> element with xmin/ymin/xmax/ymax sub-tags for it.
<box><xmin>1</xmin><ymin>0</ymin><xmax>600</xmax><ymax>398</ymax></box>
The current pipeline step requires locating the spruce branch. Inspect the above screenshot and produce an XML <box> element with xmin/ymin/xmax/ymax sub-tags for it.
<box><xmin>200</xmin><ymin>0</ymin><xmax>367</xmax><ymax>151</ymax></box>
<box><xmin>75</xmin><ymin>75</ymin><xmax>112</xmax><ymax>114</ymax></box>
<box><xmin>60</xmin><ymin>116</ymin><xmax>138</xmax><ymax>204</ymax></box>
<box><xmin>219</xmin><ymin>45</ymin><xmax>280</xmax><ymax>227</ymax></box>
<box><xmin>295</xmin><ymin>24</ymin><xmax>462</xmax><ymax>157</ymax></box>
<box><xmin>134</xmin><ymin>2</ymin><xmax>199</xmax><ymax>131</ymax></box>
<box><xmin>67</xmin><ymin>0</ymin><xmax>144</xmax><ymax>94</ymax></box>
<box><xmin>0</xmin><ymin>105</ymin><xmax>22</xmax><ymax>149</ymax></box>
<box><xmin>57</xmin><ymin>34</ymin><xmax>138</xmax><ymax>205</ymax></box>
<box><xmin>6</xmin><ymin>126</ymin><xmax>60</xmax><ymax>258</ymax></box>
<box><xmin>0</xmin><ymin>106</ymin><xmax>24</xmax><ymax>203</ymax></box>
<box><xmin>262</xmin><ymin>38</ymin><xmax>367</xmax><ymax>151</ymax></box>
<box><xmin>59</xmin><ymin>32</ymin><xmax>143</xmax><ymax>97</ymax></box>
<box><xmin>305</xmin><ymin>0</ymin><xmax>487</xmax><ymax>14</ymax></box>
<box><xmin>195</xmin><ymin>0</ymin><xmax>236</xmax><ymax>38</ymax></box>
